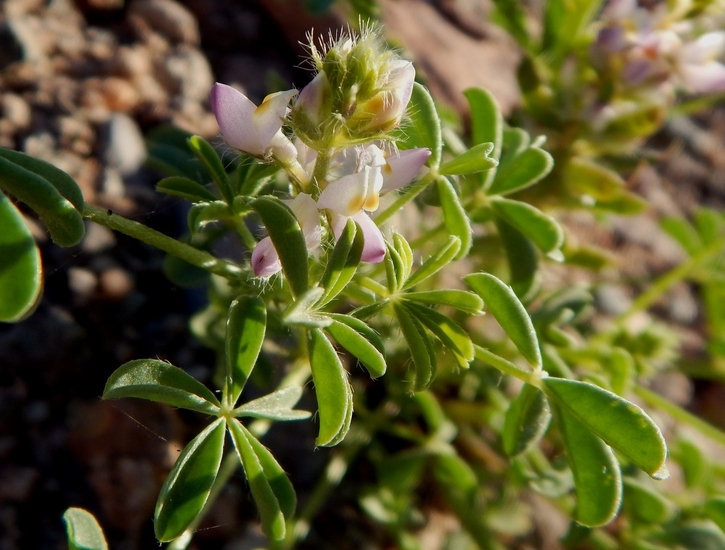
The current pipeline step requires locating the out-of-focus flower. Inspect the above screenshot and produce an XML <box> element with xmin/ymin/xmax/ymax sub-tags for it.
<box><xmin>251</xmin><ymin>193</ymin><xmax>321</xmax><ymax>277</ymax></box>
<box><xmin>210</xmin><ymin>83</ymin><xmax>298</xmax><ymax>163</ymax></box>
<box><xmin>676</xmin><ymin>32</ymin><xmax>725</xmax><ymax>93</ymax></box>
<box><xmin>317</xmin><ymin>145</ymin><xmax>431</xmax><ymax>263</ymax></box>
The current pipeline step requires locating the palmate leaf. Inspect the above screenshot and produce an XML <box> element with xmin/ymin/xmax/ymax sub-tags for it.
<box><xmin>103</xmin><ymin>359</ymin><xmax>221</xmax><ymax>415</ymax></box>
<box><xmin>555</xmin><ymin>404</ymin><xmax>622</xmax><ymax>527</ymax></box>
<box><xmin>234</xmin><ymin>386</ymin><xmax>311</xmax><ymax>421</ymax></box>
<box><xmin>464</xmin><ymin>272</ymin><xmax>542</xmax><ymax>370</ymax></box>
<box><xmin>393</xmin><ymin>302</ymin><xmax>436</xmax><ymax>391</ymax></box>
<box><xmin>155</xmin><ymin>418</ymin><xmax>226</xmax><ymax>541</ymax></box>
<box><xmin>225</xmin><ymin>296</ymin><xmax>267</xmax><ymax>405</ymax></box>
<box><xmin>0</xmin><ymin>193</ymin><xmax>42</xmax><ymax>322</ymax></box>
<box><xmin>404</xmin><ymin>301</ymin><xmax>474</xmax><ymax>369</ymax></box>
<box><xmin>543</xmin><ymin>378</ymin><xmax>669</xmax><ymax>479</ymax></box>
<box><xmin>228</xmin><ymin>419</ymin><xmax>296</xmax><ymax>540</ymax></box>
<box><xmin>251</xmin><ymin>196</ymin><xmax>309</xmax><ymax>297</ymax></box>
<box><xmin>63</xmin><ymin>508</ymin><xmax>108</xmax><ymax>550</ymax></box>
<box><xmin>308</xmin><ymin>328</ymin><xmax>353</xmax><ymax>446</ymax></box>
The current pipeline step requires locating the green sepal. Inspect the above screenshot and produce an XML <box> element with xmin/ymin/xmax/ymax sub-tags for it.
<box><xmin>156</xmin><ymin>176</ymin><xmax>218</xmax><ymax>203</ymax></box>
<box><xmin>251</xmin><ymin>196</ymin><xmax>309</xmax><ymax>297</ymax></box>
<box><xmin>543</xmin><ymin>378</ymin><xmax>669</xmax><ymax>479</ymax></box>
<box><xmin>318</xmin><ymin>218</ymin><xmax>363</xmax><ymax>306</ymax></box>
<box><xmin>228</xmin><ymin>419</ymin><xmax>296</xmax><ymax>540</ymax></box>
<box><xmin>63</xmin><ymin>507</ymin><xmax>108</xmax><ymax>550</ymax></box>
<box><xmin>0</xmin><ymin>156</ymin><xmax>84</xmax><ymax>247</ymax></box>
<box><xmin>402</xmin><ymin>236</ymin><xmax>461</xmax><ymax>290</ymax></box>
<box><xmin>488</xmin><ymin>146</ymin><xmax>553</xmax><ymax>196</ymax></box>
<box><xmin>437</xmin><ymin>177</ymin><xmax>473</xmax><ymax>259</ymax></box>
<box><xmin>491</xmin><ymin>197</ymin><xmax>563</xmax><ymax>256</ymax></box>
<box><xmin>555</xmin><ymin>404</ymin><xmax>622</xmax><ymax>528</ymax></box>
<box><xmin>326</xmin><ymin>314</ymin><xmax>386</xmax><ymax>379</ymax></box>
<box><xmin>154</xmin><ymin>418</ymin><xmax>226</xmax><ymax>541</ymax></box>
<box><xmin>404</xmin><ymin>301</ymin><xmax>474</xmax><ymax>368</ymax></box>
<box><xmin>502</xmin><ymin>383</ymin><xmax>551</xmax><ymax>457</ymax></box>
<box><xmin>225</xmin><ymin>296</ymin><xmax>267</xmax><ymax>405</ymax></box>
<box><xmin>393</xmin><ymin>82</ymin><xmax>442</xmax><ymax>169</ymax></box>
<box><xmin>393</xmin><ymin>302</ymin><xmax>436</xmax><ymax>390</ymax></box>
<box><xmin>497</xmin><ymin>218</ymin><xmax>540</xmax><ymax>301</ymax></box>
<box><xmin>234</xmin><ymin>386</ymin><xmax>311</xmax><ymax>421</ymax></box>
<box><xmin>308</xmin><ymin>328</ymin><xmax>353</xmax><ymax>446</ymax></box>
<box><xmin>439</xmin><ymin>143</ymin><xmax>498</xmax><ymax>176</ymax></box>
<box><xmin>464</xmin><ymin>272</ymin><xmax>542</xmax><ymax>370</ymax></box>
<box><xmin>403</xmin><ymin>289</ymin><xmax>483</xmax><ymax>315</ymax></box>
<box><xmin>103</xmin><ymin>359</ymin><xmax>221</xmax><ymax>415</ymax></box>
<box><xmin>0</xmin><ymin>193</ymin><xmax>42</xmax><ymax>322</ymax></box>
<box><xmin>187</xmin><ymin>135</ymin><xmax>233</xmax><ymax>204</ymax></box>
<box><xmin>0</xmin><ymin>147</ymin><xmax>84</xmax><ymax>211</ymax></box>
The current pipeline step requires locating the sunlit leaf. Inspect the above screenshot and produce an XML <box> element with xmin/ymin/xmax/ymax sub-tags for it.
<box><xmin>405</xmin><ymin>301</ymin><xmax>474</xmax><ymax>368</ymax></box>
<box><xmin>403</xmin><ymin>289</ymin><xmax>483</xmax><ymax>315</ymax></box>
<box><xmin>157</xmin><ymin>176</ymin><xmax>218</xmax><ymax>203</ymax></box>
<box><xmin>308</xmin><ymin>328</ymin><xmax>353</xmax><ymax>446</ymax></box>
<box><xmin>103</xmin><ymin>359</ymin><xmax>221</xmax><ymax>415</ymax></box>
<box><xmin>284</xmin><ymin>286</ymin><xmax>331</xmax><ymax>328</ymax></box>
<box><xmin>187</xmin><ymin>200</ymin><xmax>234</xmax><ymax>234</ymax></box>
<box><xmin>491</xmin><ymin>198</ymin><xmax>563</xmax><ymax>255</ymax></box>
<box><xmin>502</xmin><ymin>383</ymin><xmax>551</xmax><ymax>457</ymax></box>
<box><xmin>228</xmin><ymin>419</ymin><xmax>292</xmax><ymax>540</ymax></box>
<box><xmin>402</xmin><ymin>236</ymin><xmax>461</xmax><ymax>290</ymax></box>
<box><xmin>465</xmin><ymin>88</ymin><xmax>503</xmax><ymax>161</ymax></box>
<box><xmin>622</xmin><ymin>477</ymin><xmax>675</xmax><ymax>524</ymax></box>
<box><xmin>543</xmin><ymin>378</ymin><xmax>669</xmax><ymax>479</ymax></box>
<box><xmin>437</xmin><ymin>177</ymin><xmax>472</xmax><ymax>259</ymax></box>
<box><xmin>234</xmin><ymin>386</ymin><xmax>311</xmax><ymax>421</ymax></box>
<box><xmin>155</xmin><ymin>418</ymin><xmax>226</xmax><ymax>541</ymax></box>
<box><xmin>393</xmin><ymin>302</ymin><xmax>436</xmax><ymax>390</ymax></box>
<box><xmin>226</xmin><ymin>296</ymin><xmax>267</xmax><ymax>404</ymax></box>
<box><xmin>394</xmin><ymin>83</ymin><xmax>442</xmax><ymax>169</ymax></box>
<box><xmin>488</xmin><ymin>147</ymin><xmax>553</xmax><ymax>196</ymax></box>
<box><xmin>318</xmin><ymin>219</ymin><xmax>363</xmax><ymax>306</ymax></box>
<box><xmin>0</xmin><ymin>193</ymin><xmax>42</xmax><ymax>322</ymax></box>
<box><xmin>464</xmin><ymin>272</ymin><xmax>542</xmax><ymax>369</ymax></box>
<box><xmin>63</xmin><ymin>507</ymin><xmax>108</xmax><ymax>550</ymax></box>
<box><xmin>251</xmin><ymin>196</ymin><xmax>309</xmax><ymax>297</ymax></box>
<box><xmin>439</xmin><ymin>143</ymin><xmax>498</xmax><ymax>176</ymax></box>
<box><xmin>0</xmin><ymin>156</ymin><xmax>84</xmax><ymax>247</ymax></box>
<box><xmin>326</xmin><ymin>315</ymin><xmax>386</xmax><ymax>379</ymax></box>
<box><xmin>556</xmin><ymin>405</ymin><xmax>622</xmax><ymax>527</ymax></box>
<box><xmin>497</xmin><ymin>219</ymin><xmax>540</xmax><ymax>301</ymax></box>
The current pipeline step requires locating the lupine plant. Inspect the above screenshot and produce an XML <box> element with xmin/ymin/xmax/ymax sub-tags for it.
<box><xmin>2</xmin><ymin>7</ymin><xmax>725</xmax><ymax>549</ymax></box>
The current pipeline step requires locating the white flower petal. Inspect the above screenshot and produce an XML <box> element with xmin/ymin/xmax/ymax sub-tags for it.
<box><xmin>680</xmin><ymin>32</ymin><xmax>725</xmax><ymax>64</ymax></box>
<box><xmin>251</xmin><ymin>237</ymin><xmax>282</xmax><ymax>277</ymax></box>
<box><xmin>287</xmin><ymin>193</ymin><xmax>322</xmax><ymax>250</ymax></box>
<box><xmin>210</xmin><ymin>83</ymin><xmax>261</xmax><ymax>154</ymax></box>
<box><xmin>382</xmin><ymin>148</ymin><xmax>431</xmax><ymax>192</ymax></box>
<box><xmin>680</xmin><ymin>61</ymin><xmax>725</xmax><ymax>93</ymax></box>
<box><xmin>317</xmin><ymin>170</ymin><xmax>371</xmax><ymax>216</ymax></box>
<box><xmin>251</xmin><ymin>89</ymin><xmax>298</xmax><ymax>154</ymax></box>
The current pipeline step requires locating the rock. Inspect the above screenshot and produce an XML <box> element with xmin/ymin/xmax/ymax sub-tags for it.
<box><xmin>128</xmin><ymin>0</ymin><xmax>200</xmax><ymax>45</ymax></box>
<box><xmin>0</xmin><ymin>93</ymin><xmax>32</xmax><ymax>132</ymax></box>
<box><xmin>0</xmin><ymin>466</ymin><xmax>39</xmax><ymax>502</ymax></box>
<box><xmin>82</xmin><ymin>223</ymin><xmax>116</xmax><ymax>254</ymax></box>
<box><xmin>161</xmin><ymin>46</ymin><xmax>214</xmax><ymax>102</ymax></box>
<box><xmin>99</xmin><ymin>267</ymin><xmax>135</xmax><ymax>301</ymax></box>
<box><xmin>68</xmin><ymin>267</ymin><xmax>99</xmax><ymax>298</ymax></box>
<box><xmin>100</xmin><ymin>113</ymin><xmax>146</xmax><ymax>176</ymax></box>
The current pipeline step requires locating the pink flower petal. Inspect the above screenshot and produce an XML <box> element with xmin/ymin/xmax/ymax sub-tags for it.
<box><xmin>353</xmin><ymin>211</ymin><xmax>386</xmax><ymax>263</ymax></box>
<box><xmin>680</xmin><ymin>62</ymin><xmax>725</xmax><ymax>93</ymax></box>
<box><xmin>251</xmin><ymin>237</ymin><xmax>282</xmax><ymax>277</ymax></box>
<box><xmin>318</xmin><ymin>169</ymin><xmax>375</xmax><ymax>216</ymax></box>
<box><xmin>382</xmin><ymin>148</ymin><xmax>431</xmax><ymax>192</ymax></box>
<box><xmin>251</xmin><ymin>89</ymin><xmax>298</xmax><ymax>154</ymax></box>
<box><xmin>286</xmin><ymin>193</ymin><xmax>322</xmax><ymax>250</ymax></box>
<box><xmin>210</xmin><ymin>83</ymin><xmax>260</xmax><ymax>154</ymax></box>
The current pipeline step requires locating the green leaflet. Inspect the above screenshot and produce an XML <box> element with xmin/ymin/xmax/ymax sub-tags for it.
<box><xmin>146</xmin><ymin>125</ymin><xmax>202</xmax><ymax>180</ymax></box>
<box><xmin>622</xmin><ymin>477</ymin><xmax>675</xmax><ymax>524</ymax></box>
<box><xmin>464</xmin><ymin>272</ymin><xmax>542</xmax><ymax>370</ymax></box>
<box><xmin>403</xmin><ymin>289</ymin><xmax>483</xmax><ymax>315</ymax></box>
<box><xmin>187</xmin><ymin>200</ymin><xmax>234</xmax><ymax>234</ymax></box>
<box><xmin>394</xmin><ymin>82</ymin><xmax>442</xmax><ymax>169</ymax></box>
<box><xmin>187</xmin><ymin>135</ymin><xmax>233</xmax><ymax>204</ymax></box>
<box><xmin>402</xmin><ymin>236</ymin><xmax>461</xmax><ymax>290</ymax></box>
<box><xmin>251</xmin><ymin>196</ymin><xmax>309</xmax><ymax>297</ymax></box>
<box><xmin>308</xmin><ymin>328</ymin><xmax>353</xmax><ymax>446</ymax></box>
<box><xmin>393</xmin><ymin>302</ymin><xmax>436</xmax><ymax>391</ymax></box>
<box><xmin>225</xmin><ymin>296</ymin><xmax>267</xmax><ymax>405</ymax></box>
<box><xmin>705</xmin><ymin>497</ymin><xmax>725</xmax><ymax>534</ymax></box>
<box><xmin>438</xmin><ymin>143</ymin><xmax>498</xmax><ymax>176</ymax></box>
<box><xmin>155</xmin><ymin>418</ymin><xmax>226</xmax><ymax>541</ymax></box>
<box><xmin>326</xmin><ymin>315</ymin><xmax>387</xmax><ymax>379</ymax></box>
<box><xmin>491</xmin><ymin>197</ymin><xmax>563</xmax><ymax>256</ymax></box>
<box><xmin>318</xmin><ymin>219</ymin><xmax>364</xmax><ymax>306</ymax></box>
<box><xmin>436</xmin><ymin>177</ymin><xmax>472</xmax><ymax>259</ymax></box>
<box><xmin>156</xmin><ymin>176</ymin><xmax>218</xmax><ymax>203</ymax></box>
<box><xmin>556</xmin><ymin>405</ymin><xmax>622</xmax><ymax>527</ymax></box>
<box><xmin>102</xmin><ymin>359</ymin><xmax>221</xmax><ymax>415</ymax></box>
<box><xmin>0</xmin><ymin>193</ymin><xmax>42</xmax><ymax>322</ymax></box>
<box><xmin>488</xmin><ymin>147</ymin><xmax>553</xmax><ymax>196</ymax></box>
<box><xmin>0</xmin><ymin>156</ymin><xmax>84</xmax><ymax>247</ymax></box>
<box><xmin>284</xmin><ymin>286</ymin><xmax>331</xmax><ymax>328</ymax></box>
<box><xmin>496</xmin><ymin>218</ymin><xmax>540</xmax><ymax>301</ymax></box>
<box><xmin>228</xmin><ymin>419</ymin><xmax>294</xmax><ymax>540</ymax></box>
<box><xmin>543</xmin><ymin>378</ymin><xmax>669</xmax><ymax>479</ymax></box>
<box><xmin>234</xmin><ymin>386</ymin><xmax>311</xmax><ymax>421</ymax></box>
<box><xmin>465</xmin><ymin>88</ymin><xmax>503</xmax><ymax>160</ymax></box>
<box><xmin>502</xmin><ymin>383</ymin><xmax>551</xmax><ymax>457</ymax></box>
<box><xmin>404</xmin><ymin>301</ymin><xmax>474</xmax><ymax>369</ymax></box>
<box><xmin>63</xmin><ymin>507</ymin><xmax>108</xmax><ymax>550</ymax></box>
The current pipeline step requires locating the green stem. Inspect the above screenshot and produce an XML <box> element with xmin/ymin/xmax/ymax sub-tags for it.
<box><xmin>634</xmin><ymin>385</ymin><xmax>725</xmax><ymax>447</ymax></box>
<box><xmin>83</xmin><ymin>204</ymin><xmax>244</xmax><ymax>281</ymax></box>
<box><xmin>617</xmin><ymin>235</ymin><xmax>725</xmax><ymax>324</ymax></box>
<box><xmin>375</xmin><ymin>171</ymin><xmax>436</xmax><ymax>226</ymax></box>
<box><xmin>473</xmin><ymin>345</ymin><xmax>541</xmax><ymax>386</ymax></box>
